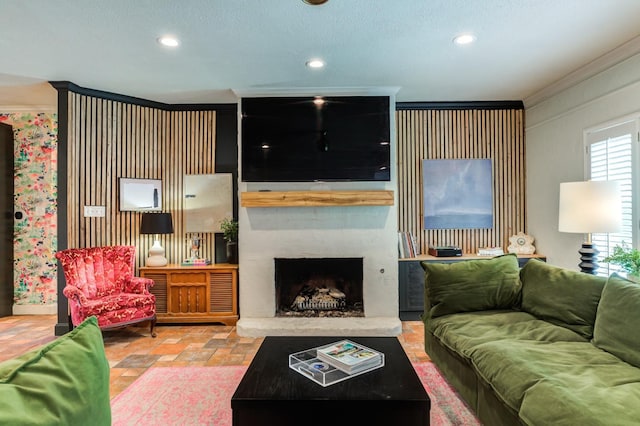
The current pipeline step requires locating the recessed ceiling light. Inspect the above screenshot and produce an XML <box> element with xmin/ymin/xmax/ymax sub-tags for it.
<box><xmin>302</xmin><ymin>0</ymin><xmax>329</xmax><ymax>5</ymax></box>
<box><xmin>453</xmin><ymin>34</ymin><xmax>475</xmax><ymax>45</ymax></box>
<box><xmin>306</xmin><ymin>59</ymin><xmax>325</xmax><ymax>69</ymax></box>
<box><xmin>157</xmin><ymin>36</ymin><xmax>179</xmax><ymax>47</ymax></box>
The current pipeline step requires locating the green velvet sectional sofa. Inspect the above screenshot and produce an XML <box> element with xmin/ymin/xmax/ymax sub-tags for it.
<box><xmin>422</xmin><ymin>254</ymin><xmax>640</xmax><ymax>425</ymax></box>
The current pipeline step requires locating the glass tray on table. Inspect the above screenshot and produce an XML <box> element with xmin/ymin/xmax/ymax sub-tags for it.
<box><xmin>288</xmin><ymin>343</ymin><xmax>384</xmax><ymax>387</ymax></box>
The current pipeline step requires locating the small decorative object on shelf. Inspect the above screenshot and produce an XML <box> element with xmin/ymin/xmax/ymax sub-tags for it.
<box><xmin>181</xmin><ymin>236</ymin><xmax>211</xmax><ymax>266</ymax></box>
<box><xmin>507</xmin><ymin>232</ymin><xmax>536</xmax><ymax>255</ymax></box>
<box><xmin>190</xmin><ymin>236</ymin><xmax>201</xmax><ymax>260</ymax></box>
<box><xmin>428</xmin><ymin>245</ymin><xmax>462</xmax><ymax>257</ymax></box>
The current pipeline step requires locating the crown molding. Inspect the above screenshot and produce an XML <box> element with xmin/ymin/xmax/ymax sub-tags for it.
<box><xmin>233</xmin><ymin>86</ymin><xmax>400</xmax><ymax>99</ymax></box>
<box><xmin>524</xmin><ymin>35</ymin><xmax>640</xmax><ymax>108</ymax></box>
<box><xmin>396</xmin><ymin>101</ymin><xmax>523</xmax><ymax>110</ymax></box>
<box><xmin>49</xmin><ymin>81</ymin><xmax>236</xmax><ymax>111</ymax></box>
<box><xmin>0</xmin><ymin>105</ymin><xmax>57</xmax><ymax>113</ymax></box>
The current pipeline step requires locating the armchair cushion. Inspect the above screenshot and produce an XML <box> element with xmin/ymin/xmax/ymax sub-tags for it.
<box><xmin>0</xmin><ymin>317</ymin><xmax>111</xmax><ymax>425</ymax></box>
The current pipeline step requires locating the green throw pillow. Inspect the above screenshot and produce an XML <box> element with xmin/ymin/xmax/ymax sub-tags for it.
<box><xmin>520</xmin><ymin>259</ymin><xmax>606</xmax><ymax>339</ymax></box>
<box><xmin>593</xmin><ymin>273</ymin><xmax>640</xmax><ymax>368</ymax></box>
<box><xmin>421</xmin><ymin>253</ymin><xmax>521</xmax><ymax>319</ymax></box>
<box><xmin>0</xmin><ymin>316</ymin><xmax>111</xmax><ymax>426</ymax></box>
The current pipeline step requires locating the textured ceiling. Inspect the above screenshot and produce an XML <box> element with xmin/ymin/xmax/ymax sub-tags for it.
<box><xmin>2</xmin><ymin>0</ymin><xmax>640</xmax><ymax>106</ymax></box>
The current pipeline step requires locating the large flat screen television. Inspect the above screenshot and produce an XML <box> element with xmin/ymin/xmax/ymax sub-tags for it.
<box><xmin>241</xmin><ymin>96</ymin><xmax>391</xmax><ymax>182</ymax></box>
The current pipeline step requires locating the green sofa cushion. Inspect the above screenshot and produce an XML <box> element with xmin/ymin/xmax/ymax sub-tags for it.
<box><xmin>519</xmin><ymin>358</ymin><xmax>640</xmax><ymax>425</ymax></box>
<box><xmin>470</xmin><ymin>339</ymin><xmax>638</xmax><ymax>417</ymax></box>
<box><xmin>520</xmin><ymin>259</ymin><xmax>605</xmax><ymax>339</ymax></box>
<box><xmin>421</xmin><ymin>253</ymin><xmax>521</xmax><ymax>318</ymax></box>
<box><xmin>593</xmin><ymin>273</ymin><xmax>640</xmax><ymax>368</ymax></box>
<box><xmin>0</xmin><ymin>316</ymin><xmax>111</xmax><ymax>426</ymax></box>
<box><xmin>429</xmin><ymin>310</ymin><xmax>587</xmax><ymax>359</ymax></box>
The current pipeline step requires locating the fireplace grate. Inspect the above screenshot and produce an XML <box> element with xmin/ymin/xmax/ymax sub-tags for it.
<box><xmin>294</xmin><ymin>299</ymin><xmax>346</xmax><ymax>311</ymax></box>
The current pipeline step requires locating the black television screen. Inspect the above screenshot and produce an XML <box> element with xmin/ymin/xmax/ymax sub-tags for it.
<box><xmin>241</xmin><ymin>96</ymin><xmax>391</xmax><ymax>182</ymax></box>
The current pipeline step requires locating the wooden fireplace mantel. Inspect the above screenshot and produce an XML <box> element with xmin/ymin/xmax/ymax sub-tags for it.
<box><xmin>240</xmin><ymin>190</ymin><xmax>395</xmax><ymax>207</ymax></box>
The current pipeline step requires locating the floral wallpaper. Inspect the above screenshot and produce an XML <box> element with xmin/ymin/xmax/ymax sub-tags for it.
<box><xmin>0</xmin><ymin>113</ymin><xmax>58</xmax><ymax>306</ymax></box>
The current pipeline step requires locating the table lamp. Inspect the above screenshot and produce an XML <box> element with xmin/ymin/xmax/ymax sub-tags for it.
<box><xmin>140</xmin><ymin>212</ymin><xmax>174</xmax><ymax>266</ymax></box>
<box><xmin>558</xmin><ymin>180</ymin><xmax>622</xmax><ymax>274</ymax></box>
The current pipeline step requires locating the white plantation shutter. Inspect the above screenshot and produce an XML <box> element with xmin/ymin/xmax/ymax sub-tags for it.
<box><xmin>586</xmin><ymin>120</ymin><xmax>638</xmax><ymax>276</ymax></box>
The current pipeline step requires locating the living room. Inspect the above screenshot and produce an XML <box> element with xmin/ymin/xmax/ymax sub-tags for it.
<box><xmin>2</xmin><ymin>1</ymin><xmax>640</xmax><ymax>425</ymax></box>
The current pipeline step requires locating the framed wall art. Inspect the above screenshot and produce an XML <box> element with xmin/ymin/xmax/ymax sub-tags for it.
<box><xmin>422</xmin><ymin>159</ymin><xmax>493</xmax><ymax>229</ymax></box>
<box><xmin>119</xmin><ymin>178</ymin><xmax>162</xmax><ymax>212</ymax></box>
<box><xmin>183</xmin><ymin>173</ymin><xmax>233</xmax><ymax>233</ymax></box>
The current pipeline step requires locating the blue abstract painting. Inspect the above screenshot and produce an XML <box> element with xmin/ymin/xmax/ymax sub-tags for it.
<box><xmin>422</xmin><ymin>159</ymin><xmax>493</xmax><ymax>229</ymax></box>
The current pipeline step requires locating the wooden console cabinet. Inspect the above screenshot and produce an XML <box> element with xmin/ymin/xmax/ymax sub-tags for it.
<box><xmin>140</xmin><ymin>264</ymin><xmax>238</xmax><ymax>325</ymax></box>
<box><xmin>399</xmin><ymin>254</ymin><xmax>546</xmax><ymax>320</ymax></box>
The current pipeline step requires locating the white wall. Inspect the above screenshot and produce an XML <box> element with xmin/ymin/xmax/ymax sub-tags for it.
<box><xmin>526</xmin><ymin>52</ymin><xmax>640</xmax><ymax>270</ymax></box>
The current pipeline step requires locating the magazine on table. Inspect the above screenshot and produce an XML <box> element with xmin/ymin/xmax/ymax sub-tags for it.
<box><xmin>316</xmin><ymin>340</ymin><xmax>383</xmax><ymax>374</ymax></box>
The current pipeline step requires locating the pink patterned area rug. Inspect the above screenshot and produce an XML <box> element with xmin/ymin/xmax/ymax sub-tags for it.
<box><xmin>413</xmin><ymin>362</ymin><xmax>481</xmax><ymax>426</ymax></box>
<box><xmin>111</xmin><ymin>363</ymin><xmax>480</xmax><ymax>426</ymax></box>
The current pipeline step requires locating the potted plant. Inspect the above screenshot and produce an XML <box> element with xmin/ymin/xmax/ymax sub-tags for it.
<box><xmin>220</xmin><ymin>218</ymin><xmax>238</xmax><ymax>264</ymax></box>
<box><xmin>603</xmin><ymin>242</ymin><xmax>640</xmax><ymax>281</ymax></box>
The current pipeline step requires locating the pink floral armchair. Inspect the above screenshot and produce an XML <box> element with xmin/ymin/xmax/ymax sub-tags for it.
<box><xmin>56</xmin><ymin>245</ymin><xmax>157</xmax><ymax>337</ymax></box>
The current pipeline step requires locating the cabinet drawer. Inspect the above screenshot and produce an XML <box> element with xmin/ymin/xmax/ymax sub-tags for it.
<box><xmin>169</xmin><ymin>272</ymin><xmax>207</xmax><ymax>284</ymax></box>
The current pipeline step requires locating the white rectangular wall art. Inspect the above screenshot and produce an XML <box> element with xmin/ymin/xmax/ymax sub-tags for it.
<box><xmin>119</xmin><ymin>178</ymin><xmax>162</xmax><ymax>211</ymax></box>
<box><xmin>184</xmin><ymin>173</ymin><xmax>233</xmax><ymax>233</ymax></box>
<box><xmin>422</xmin><ymin>159</ymin><xmax>493</xmax><ymax>229</ymax></box>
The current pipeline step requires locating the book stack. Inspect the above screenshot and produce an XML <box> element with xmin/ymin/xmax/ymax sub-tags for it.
<box><xmin>398</xmin><ymin>232</ymin><xmax>419</xmax><ymax>259</ymax></box>
<box><xmin>181</xmin><ymin>258</ymin><xmax>212</xmax><ymax>266</ymax></box>
<box><xmin>316</xmin><ymin>340</ymin><xmax>383</xmax><ymax>374</ymax></box>
<box><xmin>477</xmin><ymin>247</ymin><xmax>504</xmax><ymax>256</ymax></box>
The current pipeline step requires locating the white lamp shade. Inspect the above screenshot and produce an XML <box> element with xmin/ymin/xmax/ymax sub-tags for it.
<box><xmin>558</xmin><ymin>181</ymin><xmax>622</xmax><ymax>233</ymax></box>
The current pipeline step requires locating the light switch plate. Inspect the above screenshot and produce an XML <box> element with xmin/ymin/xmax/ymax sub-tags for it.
<box><xmin>84</xmin><ymin>206</ymin><xmax>106</xmax><ymax>217</ymax></box>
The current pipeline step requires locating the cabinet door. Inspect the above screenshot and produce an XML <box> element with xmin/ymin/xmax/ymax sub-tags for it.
<box><xmin>169</xmin><ymin>272</ymin><xmax>208</xmax><ymax>314</ymax></box>
<box><xmin>399</xmin><ymin>261</ymin><xmax>425</xmax><ymax>314</ymax></box>
<box><xmin>0</xmin><ymin>123</ymin><xmax>13</xmax><ymax>317</ymax></box>
<box><xmin>145</xmin><ymin>273</ymin><xmax>168</xmax><ymax>314</ymax></box>
<box><xmin>210</xmin><ymin>270</ymin><xmax>236</xmax><ymax>314</ymax></box>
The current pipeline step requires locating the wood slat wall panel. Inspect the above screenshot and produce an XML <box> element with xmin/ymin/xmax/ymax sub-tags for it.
<box><xmin>66</xmin><ymin>93</ymin><xmax>217</xmax><ymax>271</ymax></box>
<box><xmin>396</xmin><ymin>108</ymin><xmax>525</xmax><ymax>255</ymax></box>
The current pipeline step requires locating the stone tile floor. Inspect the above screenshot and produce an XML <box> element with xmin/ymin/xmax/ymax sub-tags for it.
<box><xmin>0</xmin><ymin>315</ymin><xmax>429</xmax><ymax>398</ymax></box>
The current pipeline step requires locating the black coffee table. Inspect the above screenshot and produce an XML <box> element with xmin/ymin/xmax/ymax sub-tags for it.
<box><xmin>231</xmin><ymin>336</ymin><xmax>430</xmax><ymax>426</ymax></box>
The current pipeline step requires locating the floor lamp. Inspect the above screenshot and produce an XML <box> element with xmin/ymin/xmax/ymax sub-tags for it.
<box><xmin>558</xmin><ymin>181</ymin><xmax>622</xmax><ymax>274</ymax></box>
<box><xmin>140</xmin><ymin>212</ymin><xmax>174</xmax><ymax>266</ymax></box>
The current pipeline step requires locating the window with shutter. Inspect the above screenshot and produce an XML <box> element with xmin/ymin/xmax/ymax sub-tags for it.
<box><xmin>586</xmin><ymin>119</ymin><xmax>639</xmax><ymax>276</ymax></box>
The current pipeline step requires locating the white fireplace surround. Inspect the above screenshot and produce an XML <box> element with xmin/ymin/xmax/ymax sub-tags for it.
<box><xmin>236</xmin><ymin>196</ymin><xmax>401</xmax><ymax>337</ymax></box>
<box><xmin>236</xmin><ymin>93</ymin><xmax>400</xmax><ymax>337</ymax></box>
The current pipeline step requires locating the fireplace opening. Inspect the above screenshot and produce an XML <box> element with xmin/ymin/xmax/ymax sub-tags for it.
<box><xmin>275</xmin><ymin>257</ymin><xmax>364</xmax><ymax>317</ymax></box>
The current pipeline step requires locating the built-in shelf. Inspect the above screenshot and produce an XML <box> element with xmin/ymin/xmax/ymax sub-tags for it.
<box><xmin>240</xmin><ymin>190</ymin><xmax>395</xmax><ymax>207</ymax></box>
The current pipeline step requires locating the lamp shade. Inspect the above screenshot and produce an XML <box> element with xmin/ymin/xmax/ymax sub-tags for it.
<box><xmin>140</xmin><ymin>212</ymin><xmax>174</xmax><ymax>235</ymax></box>
<box><xmin>558</xmin><ymin>181</ymin><xmax>622</xmax><ymax>234</ymax></box>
